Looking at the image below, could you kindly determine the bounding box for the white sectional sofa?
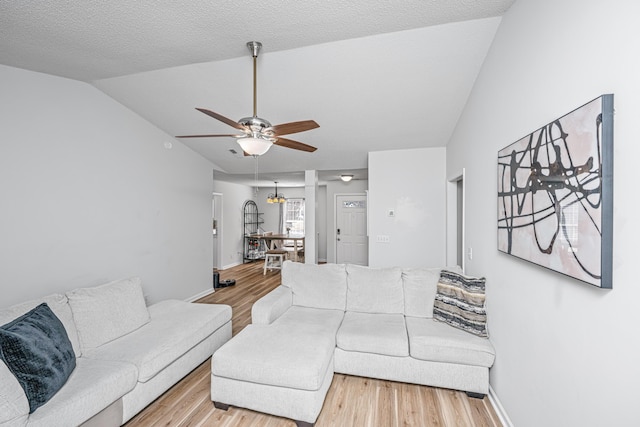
[210,261,495,427]
[0,277,232,427]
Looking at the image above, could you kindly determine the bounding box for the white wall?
[446,1,640,425]
[211,180,254,269]
[368,148,446,268]
[0,65,215,307]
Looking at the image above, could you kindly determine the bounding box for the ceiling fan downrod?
[247,41,262,118]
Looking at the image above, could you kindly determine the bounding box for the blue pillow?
[0,303,76,413]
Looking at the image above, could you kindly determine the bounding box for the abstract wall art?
[497,95,613,288]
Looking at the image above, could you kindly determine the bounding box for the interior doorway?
[446,170,465,271]
[212,193,223,270]
[335,194,368,265]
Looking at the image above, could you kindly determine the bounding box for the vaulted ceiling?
[1,1,515,185]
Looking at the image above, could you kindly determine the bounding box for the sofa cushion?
[67,277,150,351]
[272,306,345,340]
[0,293,81,357]
[0,359,28,426]
[282,261,347,310]
[0,303,76,413]
[402,266,462,318]
[336,311,409,357]
[346,264,404,314]
[406,317,495,367]
[26,357,138,427]
[212,324,335,391]
[433,270,488,337]
[85,300,231,383]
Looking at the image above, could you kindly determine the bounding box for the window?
[282,198,305,235]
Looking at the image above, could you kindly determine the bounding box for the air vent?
[228,148,245,159]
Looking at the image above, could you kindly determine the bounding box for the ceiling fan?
[176,41,319,156]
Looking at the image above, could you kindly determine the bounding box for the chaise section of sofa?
[0,277,232,427]
[251,261,496,396]
[210,263,349,426]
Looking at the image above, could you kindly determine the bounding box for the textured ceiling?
[1,0,514,81]
[1,0,515,184]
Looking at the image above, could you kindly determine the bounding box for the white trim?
[446,169,465,271]
[488,384,514,427]
[365,189,369,237]
[212,192,224,271]
[222,261,243,270]
[186,288,214,302]
[461,169,466,273]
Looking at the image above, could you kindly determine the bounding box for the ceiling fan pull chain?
[254,155,259,197]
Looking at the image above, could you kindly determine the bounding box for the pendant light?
[267,181,286,204]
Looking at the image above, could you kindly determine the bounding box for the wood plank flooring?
[125,262,502,427]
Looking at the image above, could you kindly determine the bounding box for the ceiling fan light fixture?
[340,174,354,182]
[237,137,272,156]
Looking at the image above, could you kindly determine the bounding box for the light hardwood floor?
[125,262,502,427]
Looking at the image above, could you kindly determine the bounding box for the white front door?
[336,194,368,265]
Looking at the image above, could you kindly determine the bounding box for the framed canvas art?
[497,95,613,288]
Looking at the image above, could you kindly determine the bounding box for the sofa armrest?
[251,286,292,325]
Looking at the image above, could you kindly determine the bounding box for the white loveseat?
[210,261,495,426]
[0,277,232,427]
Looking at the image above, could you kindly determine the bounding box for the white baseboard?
[488,384,513,427]
[186,288,215,302]
[221,261,242,270]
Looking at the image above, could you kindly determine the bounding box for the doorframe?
[334,192,368,265]
[212,192,223,270]
[446,169,465,272]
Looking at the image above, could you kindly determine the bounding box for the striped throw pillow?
[433,270,488,337]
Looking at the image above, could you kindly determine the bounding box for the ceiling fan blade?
[271,120,320,136]
[175,134,241,138]
[195,108,246,131]
[274,137,317,152]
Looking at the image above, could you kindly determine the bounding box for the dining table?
[258,234,305,262]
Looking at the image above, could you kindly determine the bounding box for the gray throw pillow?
[0,303,76,413]
[433,270,488,337]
